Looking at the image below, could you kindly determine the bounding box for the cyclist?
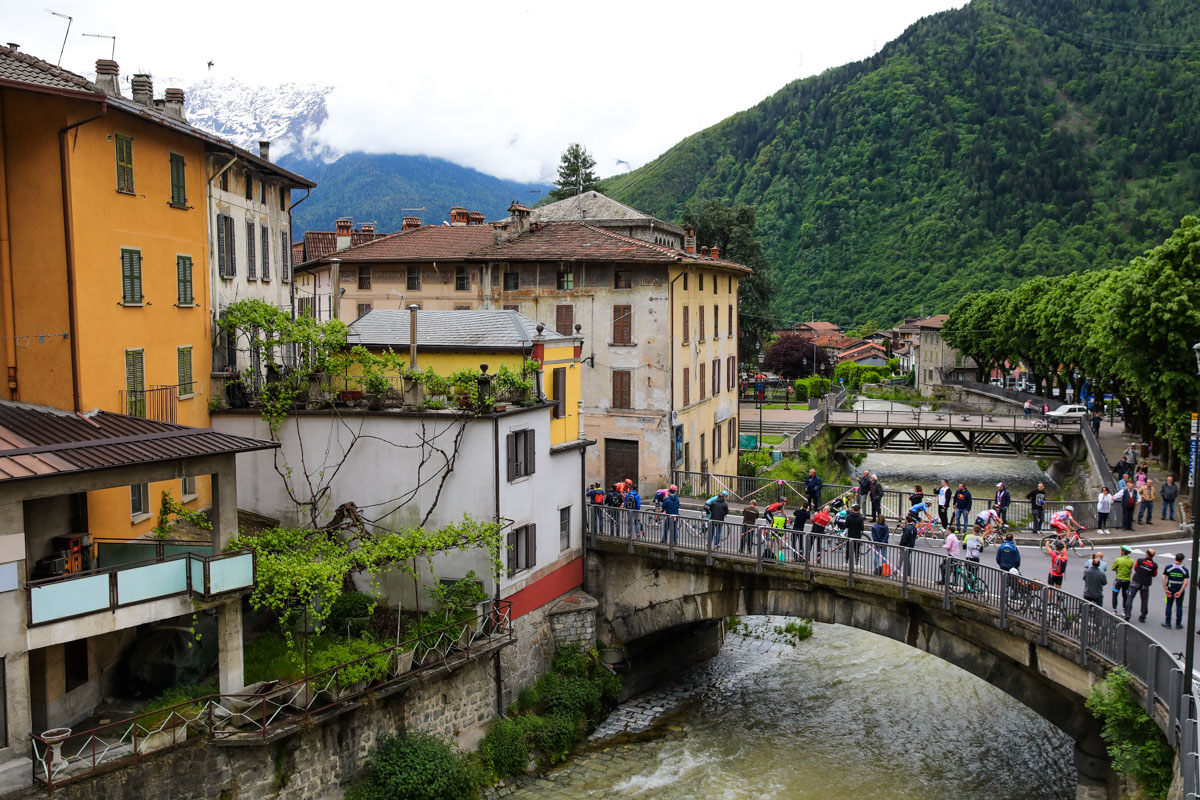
[1046,540,1068,588]
[908,494,934,525]
[1048,505,1085,541]
[975,504,1004,539]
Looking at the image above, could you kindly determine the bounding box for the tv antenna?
[44,9,72,65]
[81,33,116,61]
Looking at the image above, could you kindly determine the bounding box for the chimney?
[335,217,353,251]
[711,245,720,260]
[507,201,531,237]
[684,228,696,254]
[163,88,186,121]
[449,206,467,226]
[131,73,153,106]
[700,246,710,257]
[5,44,18,52]
[258,140,270,161]
[401,216,421,231]
[95,60,121,97]
[360,222,376,234]
[408,305,420,369]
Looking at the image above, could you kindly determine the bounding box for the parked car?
[1046,404,1089,420]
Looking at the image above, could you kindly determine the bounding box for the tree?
[549,143,602,200]
[681,200,778,362]
[762,334,832,380]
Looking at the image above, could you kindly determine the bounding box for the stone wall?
[547,591,597,649]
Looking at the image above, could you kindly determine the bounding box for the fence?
[586,506,1198,798]
[29,600,514,787]
[670,470,1100,532]
[119,386,178,423]
[826,407,1083,433]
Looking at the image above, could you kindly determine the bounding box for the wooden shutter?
[524,429,535,475]
[121,249,142,303]
[527,524,536,570]
[261,225,270,280]
[115,134,134,192]
[612,371,631,409]
[700,363,706,399]
[216,216,227,276]
[556,305,573,336]
[246,220,256,278]
[169,153,186,206]
[713,305,719,337]
[177,346,193,396]
[682,307,689,342]
[177,256,193,304]
[506,432,517,482]
[125,349,144,416]
[613,305,631,344]
[553,367,566,418]
[506,529,518,575]
[699,306,705,340]
[728,304,733,335]
[683,367,690,405]
[713,359,719,395]
[281,231,291,282]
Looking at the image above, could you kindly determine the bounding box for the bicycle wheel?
[1069,536,1094,558]
[970,577,989,601]
[1039,535,1059,551]
[948,566,965,594]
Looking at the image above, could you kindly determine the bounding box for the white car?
[1045,404,1088,420]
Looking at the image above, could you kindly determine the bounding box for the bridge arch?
[586,538,1186,798]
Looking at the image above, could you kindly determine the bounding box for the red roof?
[301,230,391,262]
[308,225,498,263]
[838,342,887,362]
[917,314,949,330]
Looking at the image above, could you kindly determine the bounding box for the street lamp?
[756,352,766,451]
[1185,342,1200,699]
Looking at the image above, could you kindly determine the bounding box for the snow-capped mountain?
[183,76,334,161]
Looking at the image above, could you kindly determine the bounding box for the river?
[851,398,1056,503]
[510,618,1074,800]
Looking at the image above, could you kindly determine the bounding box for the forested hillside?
[605,0,1200,327]
[281,153,551,234]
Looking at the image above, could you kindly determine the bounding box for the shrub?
[1086,668,1174,800]
[329,590,376,620]
[478,717,528,779]
[739,450,773,477]
[307,635,389,688]
[348,732,476,800]
[243,633,303,684]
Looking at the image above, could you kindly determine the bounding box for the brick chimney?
[259,140,270,161]
[710,245,720,260]
[700,246,710,257]
[508,202,531,237]
[163,88,186,121]
[335,218,353,251]
[684,228,696,254]
[360,222,376,234]
[449,207,468,226]
[131,73,153,106]
[95,60,121,96]
[402,216,421,231]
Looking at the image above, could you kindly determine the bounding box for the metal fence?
[120,386,178,423]
[670,470,1100,532]
[586,505,1198,797]
[827,407,1082,433]
[30,600,514,787]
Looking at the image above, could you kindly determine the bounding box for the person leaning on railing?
[660,485,680,544]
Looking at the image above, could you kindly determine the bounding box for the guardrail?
[669,471,1099,532]
[25,550,254,627]
[586,506,1197,796]
[827,407,1085,433]
[30,600,514,787]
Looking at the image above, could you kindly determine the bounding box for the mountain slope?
[279,153,552,233]
[605,0,1200,326]
[185,77,333,161]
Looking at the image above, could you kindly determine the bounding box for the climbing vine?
[229,515,504,639]
[152,490,214,539]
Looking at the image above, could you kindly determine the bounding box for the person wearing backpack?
[870,514,890,573]
[898,517,918,576]
[624,482,642,537]
[1162,553,1189,629]
[604,484,625,536]
[586,482,605,535]
[707,491,730,548]
[1124,549,1158,622]
[740,501,760,554]
[1046,540,1067,588]
[660,486,680,544]
[845,504,865,567]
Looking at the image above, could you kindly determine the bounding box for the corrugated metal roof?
[347,309,576,351]
[0,401,277,483]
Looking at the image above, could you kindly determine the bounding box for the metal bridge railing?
[586,506,1197,797]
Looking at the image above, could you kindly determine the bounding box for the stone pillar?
[210,455,238,551]
[217,600,245,694]
[547,591,598,648]
[1073,734,1111,800]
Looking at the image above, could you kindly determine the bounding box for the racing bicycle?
[1039,528,1093,557]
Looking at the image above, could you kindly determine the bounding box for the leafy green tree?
[549,143,602,200]
[681,200,777,362]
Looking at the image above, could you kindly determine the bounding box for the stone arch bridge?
[585,511,1195,800]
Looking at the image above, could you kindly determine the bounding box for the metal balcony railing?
[120,386,177,423]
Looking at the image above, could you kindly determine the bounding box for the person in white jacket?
[1096,487,1114,535]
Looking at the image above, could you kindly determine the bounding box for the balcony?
[120,386,178,423]
[26,550,254,628]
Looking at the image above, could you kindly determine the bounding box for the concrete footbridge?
[585,506,1196,800]
[825,408,1083,458]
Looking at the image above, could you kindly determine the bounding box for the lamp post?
[756,352,766,451]
[1185,342,1200,699]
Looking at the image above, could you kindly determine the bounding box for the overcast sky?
[5,0,967,182]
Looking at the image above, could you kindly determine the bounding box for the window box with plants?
[132,686,208,755]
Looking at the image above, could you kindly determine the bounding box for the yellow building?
[345,308,585,446]
[0,46,311,543]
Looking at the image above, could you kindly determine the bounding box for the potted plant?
[308,636,391,701]
[425,572,488,649]
[363,373,390,411]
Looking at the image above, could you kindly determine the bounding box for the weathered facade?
[914,314,977,389]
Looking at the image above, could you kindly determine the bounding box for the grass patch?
[745,403,809,410]
[760,434,787,445]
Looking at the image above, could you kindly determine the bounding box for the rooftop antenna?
[81,32,116,61]
[45,9,72,66]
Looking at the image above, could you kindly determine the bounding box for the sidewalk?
[1092,417,1185,534]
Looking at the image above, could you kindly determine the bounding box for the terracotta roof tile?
[0,45,99,96]
[303,225,497,264]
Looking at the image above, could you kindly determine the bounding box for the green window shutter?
[121,249,142,303]
[281,231,290,282]
[125,349,145,416]
[216,215,227,276]
[177,255,193,305]
[115,134,134,192]
[227,216,237,276]
[177,346,193,396]
[169,153,186,206]
[246,220,256,278]
[260,225,270,280]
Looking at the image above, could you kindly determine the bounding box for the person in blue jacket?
[804,469,823,508]
[660,486,680,543]
[995,533,1021,572]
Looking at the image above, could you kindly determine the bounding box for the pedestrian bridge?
[826,408,1083,458]
[585,507,1194,800]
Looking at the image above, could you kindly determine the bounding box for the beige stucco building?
[294,200,748,490]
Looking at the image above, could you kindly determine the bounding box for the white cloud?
[6,0,966,182]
